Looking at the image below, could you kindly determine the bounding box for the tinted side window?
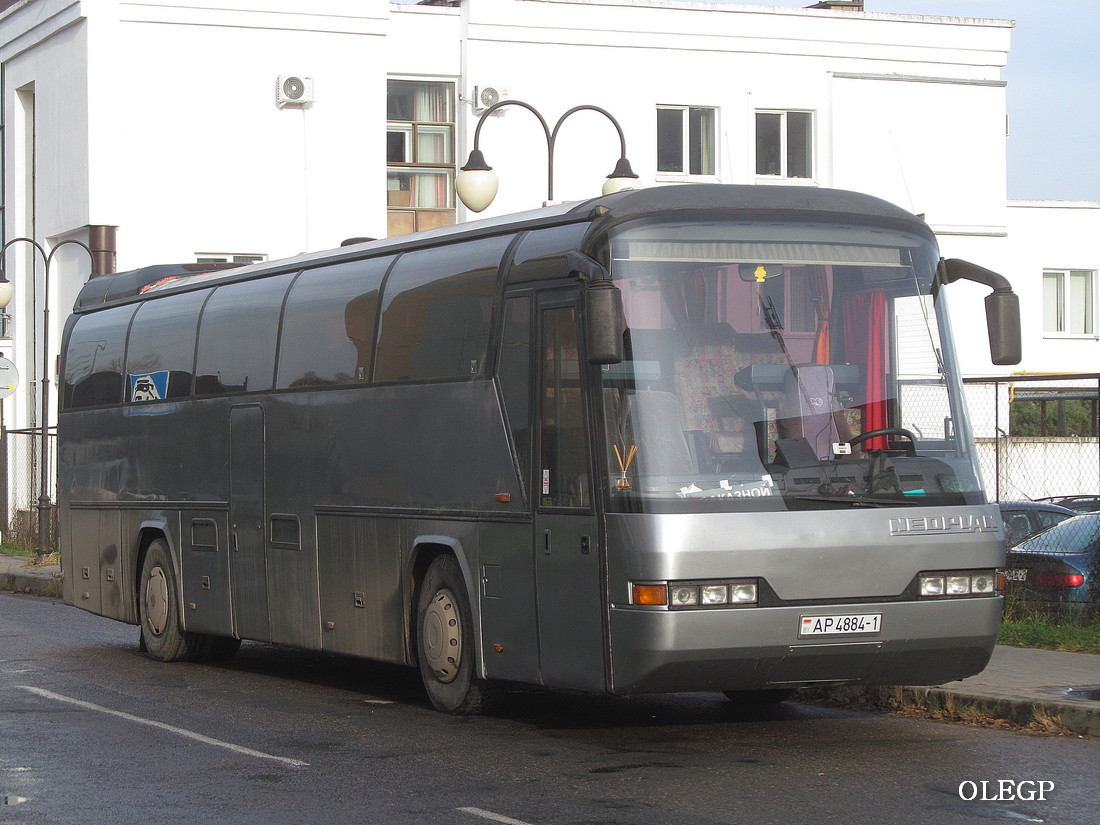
[375,236,511,382]
[539,305,590,508]
[507,224,588,283]
[498,296,532,500]
[196,273,293,395]
[276,257,391,389]
[1036,510,1072,530]
[62,305,135,409]
[125,291,206,402]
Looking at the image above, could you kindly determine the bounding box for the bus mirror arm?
[568,251,624,365]
[567,250,607,284]
[940,258,1022,366]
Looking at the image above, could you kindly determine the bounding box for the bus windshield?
[601,217,984,513]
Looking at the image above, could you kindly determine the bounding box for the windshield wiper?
[789,494,920,507]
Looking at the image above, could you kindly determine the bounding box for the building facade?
[0,0,1096,527]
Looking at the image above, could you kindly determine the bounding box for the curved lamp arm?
[0,237,47,309]
[549,104,639,196]
[46,237,95,269]
[456,99,639,212]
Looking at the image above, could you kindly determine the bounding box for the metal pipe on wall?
[88,225,117,276]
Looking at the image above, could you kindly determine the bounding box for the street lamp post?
[455,100,640,213]
[0,237,95,557]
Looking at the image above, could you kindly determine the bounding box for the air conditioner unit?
[472,85,506,114]
[276,75,314,108]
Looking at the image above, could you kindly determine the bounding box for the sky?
[751,0,1100,201]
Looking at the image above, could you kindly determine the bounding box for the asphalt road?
[2,593,1097,825]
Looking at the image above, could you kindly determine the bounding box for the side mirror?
[583,279,624,365]
[568,251,624,365]
[984,290,1022,366]
[941,258,1022,366]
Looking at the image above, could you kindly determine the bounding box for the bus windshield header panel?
[601,216,983,513]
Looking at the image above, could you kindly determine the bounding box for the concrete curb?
[816,684,1100,739]
[0,568,64,599]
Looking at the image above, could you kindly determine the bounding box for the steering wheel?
[848,427,918,456]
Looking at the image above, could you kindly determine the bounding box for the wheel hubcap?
[145,567,169,637]
[423,588,462,683]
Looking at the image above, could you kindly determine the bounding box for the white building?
[0,0,1096,517]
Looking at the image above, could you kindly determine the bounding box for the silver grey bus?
[58,185,1020,713]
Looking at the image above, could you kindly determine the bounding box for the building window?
[1043,269,1095,335]
[656,106,716,176]
[755,110,813,179]
[387,79,456,237]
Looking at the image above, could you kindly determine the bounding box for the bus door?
[229,404,270,641]
[533,296,607,691]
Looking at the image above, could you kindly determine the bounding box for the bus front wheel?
[416,556,500,715]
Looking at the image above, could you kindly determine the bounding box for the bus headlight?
[946,576,971,595]
[919,571,998,598]
[729,582,758,603]
[670,585,700,607]
[972,574,996,594]
[920,575,945,597]
[701,584,729,605]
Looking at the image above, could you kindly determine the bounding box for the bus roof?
[72,184,929,313]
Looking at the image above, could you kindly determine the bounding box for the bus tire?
[416,555,501,715]
[139,538,200,662]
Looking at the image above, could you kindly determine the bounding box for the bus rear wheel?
[416,556,500,715]
[139,538,202,662]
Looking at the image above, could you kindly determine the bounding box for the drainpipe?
[88,225,117,276]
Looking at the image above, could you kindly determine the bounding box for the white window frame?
[755,109,815,182]
[1042,268,1097,338]
[387,123,412,164]
[196,253,267,265]
[387,76,457,235]
[656,105,718,180]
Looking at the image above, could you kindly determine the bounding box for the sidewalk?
[2,552,1096,735]
[842,644,1100,738]
[0,551,63,598]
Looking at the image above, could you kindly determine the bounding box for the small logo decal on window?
[130,371,169,402]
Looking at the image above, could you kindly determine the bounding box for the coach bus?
[59,184,1020,713]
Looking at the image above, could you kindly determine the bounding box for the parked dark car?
[1035,495,1100,514]
[1004,513,1100,606]
[998,500,1076,547]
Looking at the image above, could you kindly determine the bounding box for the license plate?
[799,613,882,637]
[1004,568,1028,582]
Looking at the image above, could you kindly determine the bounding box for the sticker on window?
[130,371,169,402]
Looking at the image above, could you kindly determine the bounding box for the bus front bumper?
[607,596,1001,695]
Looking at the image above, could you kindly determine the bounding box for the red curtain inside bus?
[841,289,889,450]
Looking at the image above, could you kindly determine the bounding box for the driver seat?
[777,365,842,461]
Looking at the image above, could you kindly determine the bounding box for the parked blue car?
[998,500,1076,547]
[1035,495,1100,514]
[1004,514,1100,606]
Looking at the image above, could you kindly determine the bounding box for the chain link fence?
[1,427,56,547]
[963,374,1100,502]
